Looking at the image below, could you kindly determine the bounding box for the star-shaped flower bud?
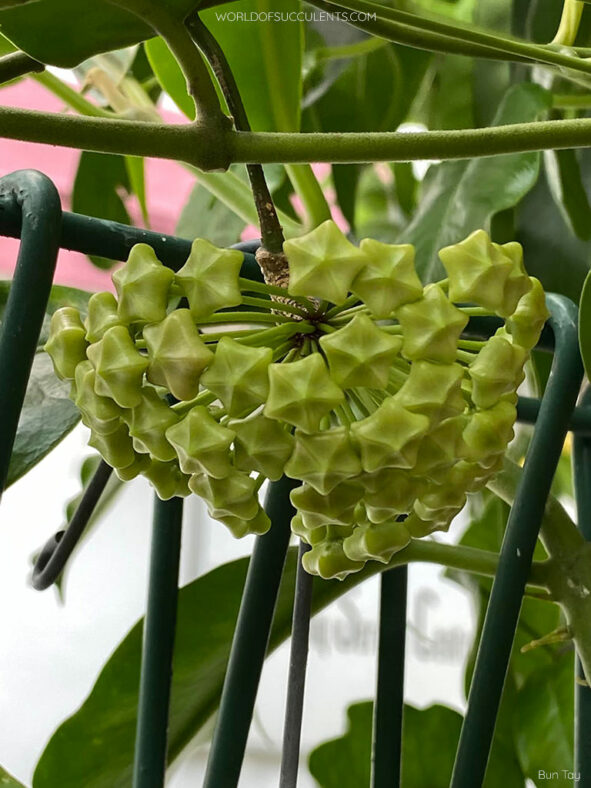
[412,415,467,481]
[165,405,234,478]
[84,292,121,343]
[113,244,174,325]
[284,220,366,305]
[284,427,362,494]
[468,332,527,409]
[115,452,151,481]
[123,388,178,462]
[87,325,149,408]
[230,413,294,481]
[216,506,271,539]
[189,470,259,520]
[343,519,410,564]
[506,277,549,350]
[175,238,243,319]
[415,485,466,521]
[360,468,419,523]
[291,514,328,546]
[265,353,344,432]
[319,314,402,390]
[74,361,123,435]
[290,482,362,528]
[397,285,469,363]
[44,307,88,380]
[493,241,532,317]
[350,398,429,473]
[462,399,516,461]
[302,538,365,580]
[394,361,465,424]
[88,422,136,470]
[144,309,214,401]
[144,459,191,500]
[438,230,514,312]
[404,510,446,538]
[354,239,423,318]
[201,337,272,417]
[446,459,495,493]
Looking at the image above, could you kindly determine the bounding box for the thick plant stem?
[14,107,591,166]
[0,51,43,84]
[186,12,285,257]
[106,0,228,128]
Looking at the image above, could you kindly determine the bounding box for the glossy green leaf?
[175,182,246,246]
[308,700,522,788]
[406,83,551,283]
[202,0,303,132]
[144,36,195,120]
[6,353,80,488]
[516,165,591,302]
[472,0,512,128]
[33,547,383,787]
[72,151,131,269]
[513,653,575,786]
[578,266,591,381]
[544,149,591,241]
[1,280,91,487]
[0,765,26,787]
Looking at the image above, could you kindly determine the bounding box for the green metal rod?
[451,294,584,788]
[372,565,407,788]
[279,541,313,788]
[573,387,591,787]
[517,396,591,434]
[203,477,296,788]
[132,496,183,788]
[0,170,62,498]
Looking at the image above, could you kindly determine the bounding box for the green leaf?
[308,701,372,788]
[72,151,131,269]
[473,0,512,128]
[6,353,80,488]
[516,164,591,301]
[0,2,153,67]
[513,652,575,786]
[578,266,591,380]
[33,547,383,787]
[308,700,521,788]
[175,182,246,246]
[305,42,429,134]
[202,0,303,132]
[0,765,26,787]
[1,280,91,487]
[544,149,591,241]
[406,83,551,283]
[144,36,195,120]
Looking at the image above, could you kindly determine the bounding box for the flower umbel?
[45,224,549,581]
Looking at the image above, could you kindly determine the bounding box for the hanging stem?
[106,0,228,128]
[185,12,286,258]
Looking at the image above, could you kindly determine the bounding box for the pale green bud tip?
[285,219,366,305]
[175,238,243,319]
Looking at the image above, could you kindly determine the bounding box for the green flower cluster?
[45,223,549,580]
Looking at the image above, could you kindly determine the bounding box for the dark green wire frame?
[0,170,590,788]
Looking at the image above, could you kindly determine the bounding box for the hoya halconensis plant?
[45,222,549,581]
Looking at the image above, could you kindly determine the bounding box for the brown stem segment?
[185,13,287,263]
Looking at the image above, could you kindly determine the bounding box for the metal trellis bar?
[203,477,297,788]
[573,386,591,785]
[133,495,184,788]
[451,294,584,787]
[372,565,407,788]
[279,540,314,788]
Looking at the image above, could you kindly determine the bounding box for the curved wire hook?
[0,169,62,498]
[31,460,113,591]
